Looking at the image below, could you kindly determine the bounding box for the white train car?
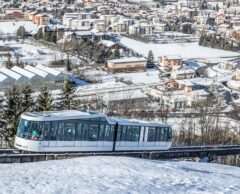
[14,110,172,152]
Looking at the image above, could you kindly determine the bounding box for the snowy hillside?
[0,157,239,194]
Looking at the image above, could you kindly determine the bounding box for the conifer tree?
[114,47,120,58]
[50,31,57,43]
[22,85,34,112]
[60,79,76,110]
[216,4,219,12]
[147,50,154,66]
[16,26,26,38]
[2,86,22,146]
[35,85,54,111]
[66,53,71,71]
[36,28,43,40]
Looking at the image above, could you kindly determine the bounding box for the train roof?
[21,110,171,127]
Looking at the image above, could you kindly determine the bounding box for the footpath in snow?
[0,156,239,194]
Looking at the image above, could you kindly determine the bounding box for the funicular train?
[14,110,172,152]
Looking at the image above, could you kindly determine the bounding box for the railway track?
[0,149,20,155]
[0,145,240,163]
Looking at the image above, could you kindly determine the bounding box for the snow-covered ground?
[0,21,38,34]
[0,156,239,194]
[0,40,81,67]
[121,37,240,62]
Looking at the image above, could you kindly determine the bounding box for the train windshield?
[17,119,45,140]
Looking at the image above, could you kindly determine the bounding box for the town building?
[107,57,147,73]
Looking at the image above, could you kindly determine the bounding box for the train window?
[44,122,51,140]
[87,124,99,141]
[160,128,167,141]
[16,119,26,138]
[37,122,44,140]
[156,128,161,141]
[50,122,58,141]
[147,127,156,142]
[131,126,140,142]
[116,125,122,141]
[30,121,40,140]
[125,126,132,141]
[98,124,105,141]
[23,120,32,139]
[167,128,172,141]
[81,123,88,141]
[64,122,76,141]
[164,128,169,141]
[159,128,165,141]
[75,123,83,141]
[120,126,127,141]
[56,122,64,141]
[104,125,113,141]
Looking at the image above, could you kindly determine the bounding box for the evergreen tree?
[36,28,43,40]
[66,53,71,71]
[35,85,54,111]
[194,8,198,16]
[147,50,154,66]
[199,34,204,45]
[22,85,34,112]
[106,49,113,58]
[60,79,76,110]
[44,32,51,42]
[114,47,120,58]
[0,96,5,144]
[50,31,57,43]
[17,26,26,38]
[2,86,22,146]
[216,4,219,12]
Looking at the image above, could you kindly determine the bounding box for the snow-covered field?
[0,156,239,194]
[0,21,38,34]
[121,37,240,62]
[0,40,81,67]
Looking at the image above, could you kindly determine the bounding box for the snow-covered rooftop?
[11,66,35,79]
[0,67,22,80]
[36,64,61,76]
[0,73,7,82]
[108,57,146,64]
[24,65,48,78]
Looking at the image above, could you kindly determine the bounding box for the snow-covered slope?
[0,156,239,194]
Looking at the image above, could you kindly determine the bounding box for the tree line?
[0,79,76,147]
[199,33,240,51]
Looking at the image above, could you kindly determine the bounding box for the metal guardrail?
[1,145,240,163]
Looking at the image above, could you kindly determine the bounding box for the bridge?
[0,145,240,163]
